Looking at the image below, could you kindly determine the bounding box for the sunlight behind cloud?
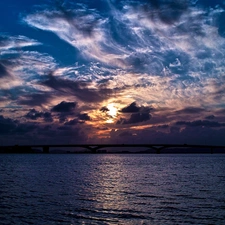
[106,103,118,123]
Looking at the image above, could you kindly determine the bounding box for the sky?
[1,0,225,145]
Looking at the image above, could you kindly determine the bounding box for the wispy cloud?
[0,35,41,52]
[23,6,128,67]
[22,1,225,131]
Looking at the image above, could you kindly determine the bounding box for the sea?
[0,153,225,225]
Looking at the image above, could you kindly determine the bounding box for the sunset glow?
[1,0,225,145]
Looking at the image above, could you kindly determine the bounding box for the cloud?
[1,1,225,145]
[43,112,53,122]
[18,93,51,107]
[50,101,87,124]
[51,104,91,124]
[129,112,151,124]
[106,120,225,145]
[51,101,76,113]
[176,120,225,127]
[0,115,38,136]
[0,62,10,78]
[117,102,152,124]
[12,51,56,79]
[0,115,17,134]
[100,106,109,112]
[120,102,140,113]
[205,115,215,120]
[54,0,99,37]
[0,34,56,97]
[64,119,79,126]
[42,74,114,102]
[14,123,37,134]
[25,109,44,120]
[21,0,225,113]
[78,113,91,121]
[176,107,205,114]
[23,5,128,67]
[0,35,41,52]
[25,109,53,122]
[156,124,169,129]
[141,0,188,25]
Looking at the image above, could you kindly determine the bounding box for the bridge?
[1,144,225,154]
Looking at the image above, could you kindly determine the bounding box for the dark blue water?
[0,154,225,224]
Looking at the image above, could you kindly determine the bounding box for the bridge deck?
[1,144,225,154]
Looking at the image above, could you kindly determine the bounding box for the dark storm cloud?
[0,115,17,134]
[108,123,225,145]
[176,120,225,127]
[14,123,37,134]
[25,109,53,122]
[42,75,113,102]
[58,114,67,123]
[127,112,151,124]
[120,102,140,113]
[51,101,79,124]
[64,119,79,126]
[117,104,152,124]
[53,107,90,124]
[57,124,79,132]
[51,101,76,113]
[43,112,53,122]
[117,102,152,124]
[78,113,91,121]
[120,102,153,113]
[25,109,43,120]
[0,113,87,144]
[100,106,109,112]
[0,115,38,135]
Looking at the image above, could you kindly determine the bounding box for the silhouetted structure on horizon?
[0,144,225,154]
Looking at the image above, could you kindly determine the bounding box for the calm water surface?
[0,154,225,224]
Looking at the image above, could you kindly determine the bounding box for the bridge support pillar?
[210,147,213,154]
[91,148,97,154]
[43,146,49,153]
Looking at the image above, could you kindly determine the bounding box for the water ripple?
[0,154,225,224]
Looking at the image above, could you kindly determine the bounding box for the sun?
[107,103,117,117]
[106,103,118,123]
